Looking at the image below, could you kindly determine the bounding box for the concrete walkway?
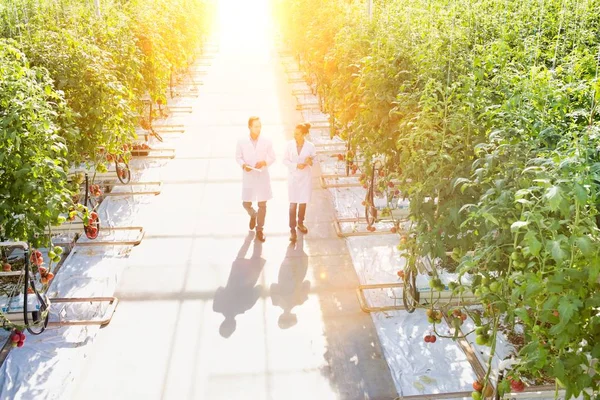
[72,1,397,399]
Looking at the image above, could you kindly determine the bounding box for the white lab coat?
[283,139,317,204]
[236,135,276,202]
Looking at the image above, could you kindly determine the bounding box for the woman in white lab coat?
[283,122,317,242]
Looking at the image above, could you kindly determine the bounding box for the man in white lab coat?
[235,116,276,242]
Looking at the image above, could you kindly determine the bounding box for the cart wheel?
[24,254,50,335]
[25,307,49,336]
[402,267,420,313]
[115,158,131,184]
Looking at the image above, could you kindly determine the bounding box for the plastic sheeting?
[0,325,100,400]
[310,108,569,400]
[301,93,523,397]
[0,70,206,400]
[0,215,133,400]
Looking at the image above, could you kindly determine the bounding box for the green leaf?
[554,359,566,383]
[525,231,542,256]
[515,308,531,324]
[472,311,482,326]
[589,261,600,285]
[557,296,582,324]
[534,178,552,186]
[525,281,543,297]
[592,343,600,359]
[453,177,470,189]
[549,240,567,263]
[497,379,510,397]
[575,236,594,257]
[542,295,559,311]
[574,183,588,203]
[511,220,529,232]
[515,189,531,199]
[550,321,567,336]
[459,204,477,214]
[515,198,533,206]
[544,185,563,212]
[483,213,499,225]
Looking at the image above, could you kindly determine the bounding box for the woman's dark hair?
[295,122,311,135]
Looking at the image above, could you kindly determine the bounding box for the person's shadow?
[213,232,265,338]
[270,237,311,329]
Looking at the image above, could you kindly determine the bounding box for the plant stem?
[482,313,501,398]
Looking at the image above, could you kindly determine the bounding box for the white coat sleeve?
[283,143,297,171]
[236,140,245,168]
[265,140,276,167]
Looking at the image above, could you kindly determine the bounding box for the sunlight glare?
[215,0,274,54]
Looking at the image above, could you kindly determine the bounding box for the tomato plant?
[277,0,600,397]
[0,0,212,166]
[0,39,73,247]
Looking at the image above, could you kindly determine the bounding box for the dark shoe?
[249,214,257,230]
[297,224,308,234]
[290,229,297,242]
[256,230,266,242]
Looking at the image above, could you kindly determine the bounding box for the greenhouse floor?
[71,1,398,399]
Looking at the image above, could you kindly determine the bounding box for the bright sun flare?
[215,0,274,50]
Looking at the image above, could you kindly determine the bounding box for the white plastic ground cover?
[286,70,305,81]
[0,99,186,400]
[310,134,344,146]
[341,199,568,400]
[318,157,349,176]
[150,98,195,128]
[309,131,480,397]
[323,175,361,186]
[317,153,362,178]
[0,245,130,400]
[328,187,366,219]
[169,80,202,98]
[46,246,130,324]
[344,235,479,398]
[326,172,510,398]
[316,133,571,400]
[301,108,329,123]
[0,325,101,400]
[0,205,135,399]
[289,80,311,92]
[152,113,189,129]
[294,92,320,105]
[103,161,162,202]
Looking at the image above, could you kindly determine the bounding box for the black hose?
[402,264,420,313]
[23,247,49,335]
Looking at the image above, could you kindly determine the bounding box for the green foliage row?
[275,0,600,397]
[0,0,213,246]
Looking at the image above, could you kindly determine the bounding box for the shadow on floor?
[212,231,265,338]
[270,237,310,329]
